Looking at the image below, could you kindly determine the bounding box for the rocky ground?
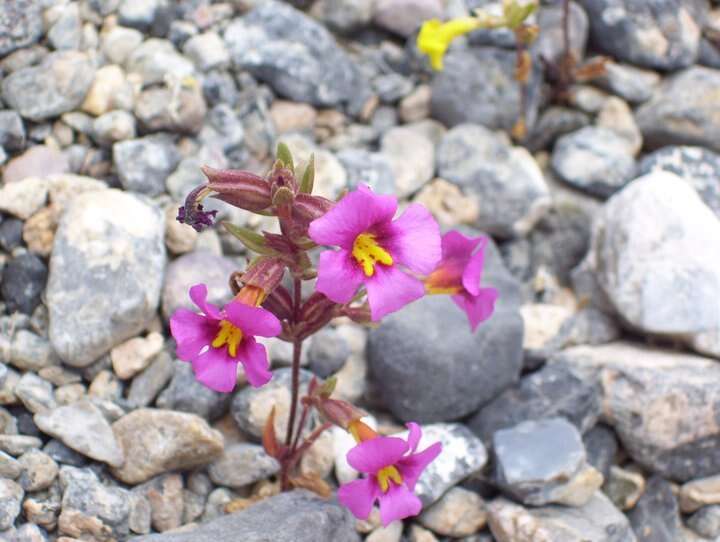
[0,0,720,540]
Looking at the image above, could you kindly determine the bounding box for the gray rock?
[373,73,414,104]
[208,443,279,488]
[1,52,95,122]
[0,0,43,56]
[578,0,701,70]
[47,2,82,50]
[224,1,369,109]
[156,363,231,420]
[4,523,47,541]
[111,409,224,484]
[380,125,435,197]
[546,308,622,351]
[0,479,23,530]
[687,505,720,538]
[628,476,682,542]
[556,342,720,481]
[534,1,589,65]
[132,490,359,542]
[437,123,551,238]
[18,450,58,492]
[638,145,720,218]
[43,438,87,467]
[397,423,487,506]
[526,106,590,153]
[308,327,351,379]
[595,62,661,105]
[135,86,207,135]
[0,451,21,479]
[125,39,195,87]
[15,372,56,414]
[92,110,137,146]
[552,126,637,198]
[0,435,42,456]
[0,218,23,252]
[127,351,174,408]
[493,417,601,506]
[0,110,26,151]
[34,400,124,467]
[114,135,182,196]
[9,330,57,372]
[581,425,617,477]
[337,149,396,195]
[431,47,542,132]
[47,189,166,367]
[636,67,720,152]
[488,492,636,542]
[161,251,238,321]
[118,0,170,33]
[231,368,314,439]
[369,292,522,423]
[183,32,230,72]
[58,466,132,540]
[373,0,443,37]
[1,253,47,315]
[585,172,720,349]
[134,473,183,532]
[469,363,601,443]
[310,0,373,32]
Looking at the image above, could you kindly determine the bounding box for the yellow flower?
[416,17,481,71]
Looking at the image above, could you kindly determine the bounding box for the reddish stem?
[284,278,303,447]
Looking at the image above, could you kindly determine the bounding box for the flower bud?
[202,166,273,213]
[177,185,217,232]
[241,256,287,296]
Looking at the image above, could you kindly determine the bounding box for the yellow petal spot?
[377,465,403,493]
[416,17,482,70]
[352,233,393,277]
[211,320,244,357]
[424,268,463,295]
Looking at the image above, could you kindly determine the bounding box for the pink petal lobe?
[309,185,397,249]
[365,265,425,321]
[170,309,217,361]
[189,283,222,319]
[452,288,498,332]
[347,436,408,474]
[461,242,488,296]
[192,347,238,393]
[315,249,364,304]
[378,483,422,526]
[441,230,483,260]
[237,337,272,388]
[383,204,441,274]
[397,442,442,491]
[405,422,422,454]
[337,478,378,520]
[225,302,282,338]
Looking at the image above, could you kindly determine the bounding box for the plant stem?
[285,278,303,447]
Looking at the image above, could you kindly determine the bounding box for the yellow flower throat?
[211,320,243,357]
[352,233,393,277]
[377,465,403,493]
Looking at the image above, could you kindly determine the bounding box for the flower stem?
[285,278,304,447]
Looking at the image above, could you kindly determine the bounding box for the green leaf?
[222,222,276,255]
[276,142,294,172]
[299,154,315,194]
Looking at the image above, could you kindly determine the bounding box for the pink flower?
[425,231,498,331]
[169,284,281,392]
[338,423,442,526]
[308,185,441,321]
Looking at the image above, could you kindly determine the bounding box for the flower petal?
[192,347,238,393]
[378,483,422,527]
[237,337,272,388]
[309,185,397,249]
[404,422,422,454]
[365,265,425,321]
[337,477,378,521]
[170,308,217,361]
[347,436,408,474]
[382,204,441,275]
[315,249,364,304]
[225,302,282,338]
[441,230,483,260]
[461,240,488,297]
[452,288,498,332]
[189,283,222,320]
[397,442,442,491]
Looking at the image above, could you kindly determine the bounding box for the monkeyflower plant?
[170,144,498,525]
